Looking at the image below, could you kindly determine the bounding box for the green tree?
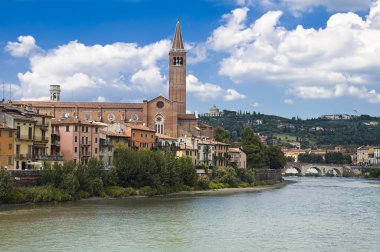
[0,169,13,202]
[266,146,286,169]
[214,126,231,143]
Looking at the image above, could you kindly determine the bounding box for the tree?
[214,126,231,143]
[266,146,287,169]
[0,169,13,202]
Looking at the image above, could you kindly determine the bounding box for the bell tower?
[169,21,186,114]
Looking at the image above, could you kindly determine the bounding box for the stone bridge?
[283,163,349,176]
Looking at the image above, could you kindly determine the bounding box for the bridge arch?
[325,168,341,176]
[305,167,321,176]
[284,166,301,176]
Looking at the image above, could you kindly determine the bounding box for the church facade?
[9,22,213,139]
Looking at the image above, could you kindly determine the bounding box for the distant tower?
[169,21,187,114]
[50,85,61,102]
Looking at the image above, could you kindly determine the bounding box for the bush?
[138,186,158,196]
[8,186,71,203]
[209,181,226,189]
[215,167,238,187]
[0,169,13,202]
[197,175,210,190]
[105,186,136,198]
[90,178,104,196]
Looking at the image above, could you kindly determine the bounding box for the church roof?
[172,21,184,50]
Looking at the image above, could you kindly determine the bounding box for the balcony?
[80,141,92,146]
[35,122,48,129]
[35,155,64,161]
[51,140,60,146]
[15,154,33,160]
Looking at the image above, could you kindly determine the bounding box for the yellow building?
[0,123,16,169]
[1,105,54,169]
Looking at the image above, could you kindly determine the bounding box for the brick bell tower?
[169,21,186,114]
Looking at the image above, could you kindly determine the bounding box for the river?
[1,177,379,251]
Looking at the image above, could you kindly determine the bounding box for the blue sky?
[1,0,380,119]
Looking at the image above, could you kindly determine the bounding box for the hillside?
[198,111,380,148]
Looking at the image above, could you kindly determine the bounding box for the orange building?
[0,123,16,169]
[125,123,155,150]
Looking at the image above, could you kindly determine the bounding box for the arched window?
[155,115,164,134]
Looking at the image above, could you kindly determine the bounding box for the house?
[227,147,247,168]
[125,123,155,150]
[99,130,130,169]
[0,122,16,169]
[52,117,102,164]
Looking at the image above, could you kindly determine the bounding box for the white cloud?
[8,38,171,100]
[209,1,380,103]
[6,35,41,57]
[225,89,246,101]
[236,0,372,15]
[185,42,208,64]
[95,96,106,102]
[289,84,380,103]
[187,74,246,101]
[284,98,294,104]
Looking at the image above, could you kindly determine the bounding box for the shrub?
[138,186,158,196]
[90,178,104,196]
[105,186,136,198]
[197,175,210,190]
[209,181,226,189]
[215,167,238,187]
[0,169,13,202]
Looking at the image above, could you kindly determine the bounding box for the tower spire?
[172,20,184,50]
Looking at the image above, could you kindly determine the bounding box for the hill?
[198,111,380,148]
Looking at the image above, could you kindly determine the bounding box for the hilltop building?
[7,21,213,139]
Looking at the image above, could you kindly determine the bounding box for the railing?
[80,141,92,146]
[15,154,33,160]
[35,155,64,161]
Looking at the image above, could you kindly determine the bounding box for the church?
[9,22,213,139]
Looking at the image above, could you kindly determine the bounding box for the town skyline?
[1,0,380,119]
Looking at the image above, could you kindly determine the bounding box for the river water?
[0,177,379,252]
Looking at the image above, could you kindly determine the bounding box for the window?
[151,134,154,138]
[66,125,70,132]
[0,130,1,136]
[141,133,143,138]
[145,134,147,138]
[28,127,33,139]
[108,113,115,122]
[155,115,164,134]
[95,138,98,143]
[95,128,98,133]
[156,101,164,109]
[75,125,78,132]
[95,148,98,154]
[86,127,88,132]
[8,143,12,150]
[75,147,78,153]
[82,137,84,144]
[16,126,20,138]
[131,114,138,122]
[132,132,135,137]
[8,156,13,165]
[9,131,13,137]
[75,136,78,142]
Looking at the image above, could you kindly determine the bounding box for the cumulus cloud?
[5,35,41,57]
[209,1,380,103]
[236,0,372,15]
[8,38,170,100]
[187,74,246,101]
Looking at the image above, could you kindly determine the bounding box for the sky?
[1,0,380,119]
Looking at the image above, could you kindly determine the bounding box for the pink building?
[52,118,103,164]
[228,147,247,168]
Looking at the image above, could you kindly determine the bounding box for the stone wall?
[10,170,42,187]
[254,169,283,182]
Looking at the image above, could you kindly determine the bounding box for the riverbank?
[166,180,294,197]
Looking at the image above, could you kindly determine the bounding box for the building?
[99,130,130,169]
[227,148,247,168]
[200,105,224,117]
[52,117,102,164]
[0,122,16,169]
[125,123,156,150]
[7,21,213,140]
[1,104,56,170]
[356,146,374,165]
[214,141,230,168]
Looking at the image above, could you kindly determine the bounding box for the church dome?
[209,105,219,114]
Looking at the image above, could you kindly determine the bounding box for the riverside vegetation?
[0,144,279,204]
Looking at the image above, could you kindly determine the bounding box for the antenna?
[2,82,4,101]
